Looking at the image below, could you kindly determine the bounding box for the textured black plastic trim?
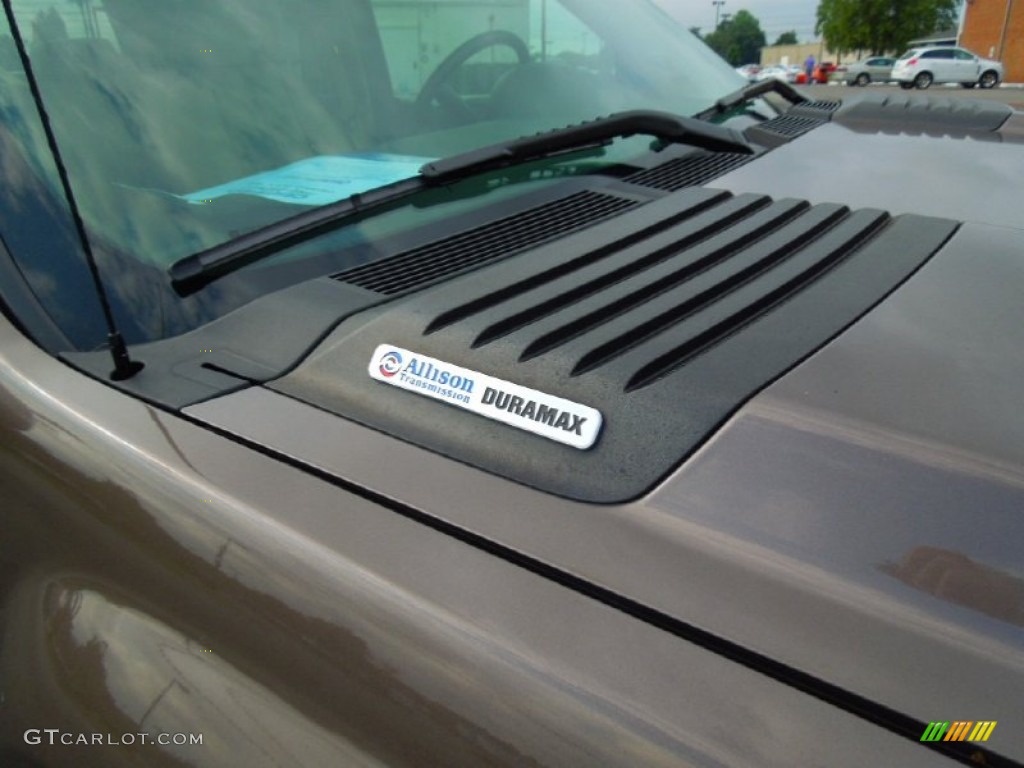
[271,187,959,501]
[623,151,753,191]
[789,99,842,119]
[743,100,840,148]
[745,114,823,147]
[833,92,1012,136]
[64,277,380,407]
[333,190,638,294]
[798,99,841,112]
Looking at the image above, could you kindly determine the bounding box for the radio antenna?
[1,0,143,380]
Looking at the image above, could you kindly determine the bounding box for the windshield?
[0,0,743,348]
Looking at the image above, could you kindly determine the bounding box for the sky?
[654,0,823,44]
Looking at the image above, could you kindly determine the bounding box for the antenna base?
[108,332,144,381]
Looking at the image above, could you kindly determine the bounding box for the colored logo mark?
[378,350,403,377]
[920,721,997,743]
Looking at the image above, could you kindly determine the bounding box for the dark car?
[1,1,1023,767]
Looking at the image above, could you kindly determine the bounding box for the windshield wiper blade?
[703,78,807,119]
[169,176,425,296]
[170,111,752,296]
[420,109,753,184]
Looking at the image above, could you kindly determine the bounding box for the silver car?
[835,56,895,86]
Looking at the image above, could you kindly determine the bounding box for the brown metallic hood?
[638,220,1024,756]
[719,104,1024,230]
[185,217,1024,763]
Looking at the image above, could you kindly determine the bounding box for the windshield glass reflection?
[1,0,741,344]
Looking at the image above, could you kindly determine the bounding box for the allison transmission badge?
[369,345,603,449]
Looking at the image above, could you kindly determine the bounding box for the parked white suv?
[893,46,1003,90]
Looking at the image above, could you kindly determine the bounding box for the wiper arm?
[699,78,807,120]
[170,111,751,296]
[420,109,753,184]
[169,177,425,296]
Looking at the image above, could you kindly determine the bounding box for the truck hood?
[719,95,1023,227]
[186,94,1024,762]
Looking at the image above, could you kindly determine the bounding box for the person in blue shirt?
[804,53,816,84]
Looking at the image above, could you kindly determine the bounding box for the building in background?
[759,42,853,68]
[959,0,1023,82]
[906,29,958,48]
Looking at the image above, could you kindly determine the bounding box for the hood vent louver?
[332,190,638,295]
[832,93,1012,136]
[623,151,753,191]
[792,99,842,116]
[751,114,823,138]
[746,112,830,149]
[274,187,958,502]
[620,206,885,390]
[444,199,889,391]
[746,101,839,148]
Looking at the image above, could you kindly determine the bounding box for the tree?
[773,31,799,46]
[703,10,767,66]
[816,0,958,55]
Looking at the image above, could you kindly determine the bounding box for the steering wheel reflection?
[415,30,531,120]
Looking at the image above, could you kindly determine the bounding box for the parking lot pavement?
[796,83,1024,110]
